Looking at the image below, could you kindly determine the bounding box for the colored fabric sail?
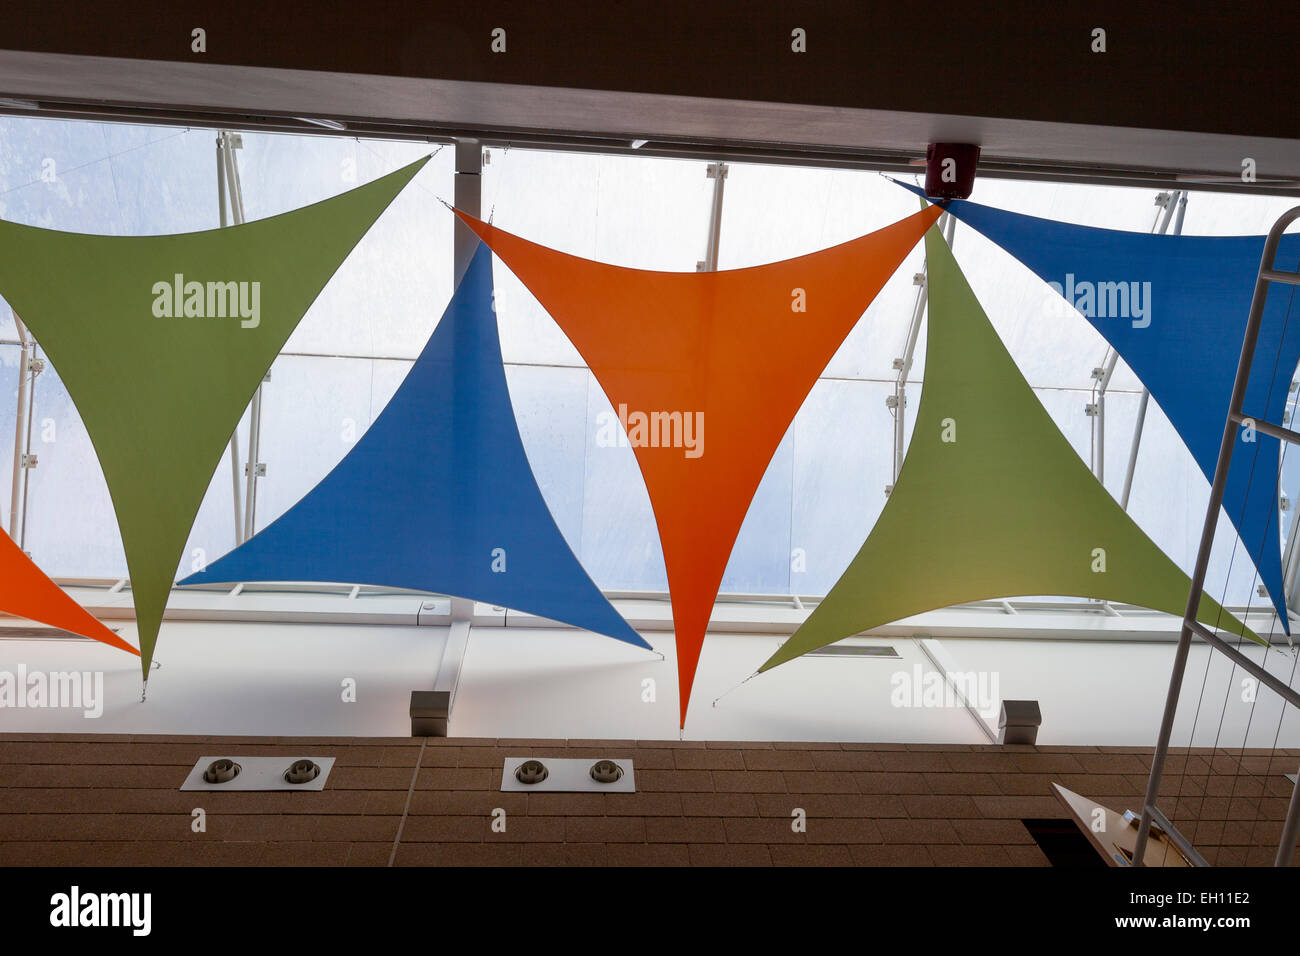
[0,157,429,681]
[459,205,943,725]
[0,530,137,656]
[761,227,1258,673]
[180,243,647,650]
[896,180,1300,633]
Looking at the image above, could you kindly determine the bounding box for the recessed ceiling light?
[515,760,549,784]
[202,758,241,784]
[183,756,335,791]
[502,757,635,792]
[590,760,624,783]
[284,759,321,784]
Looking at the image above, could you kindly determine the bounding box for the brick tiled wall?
[1,735,1295,866]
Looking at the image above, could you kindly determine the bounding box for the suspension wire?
[1247,629,1300,858]
[1143,187,1208,844]
[1215,243,1300,858]
[1230,243,1300,860]
[1178,239,1300,858]
[1217,428,1292,860]
[1157,190,1224,841]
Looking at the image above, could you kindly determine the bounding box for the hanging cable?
[1175,238,1300,859]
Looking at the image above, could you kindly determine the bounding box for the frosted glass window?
[0,115,1295,615]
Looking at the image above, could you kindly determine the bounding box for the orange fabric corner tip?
[452,207,485,228]
[0,532,139,657]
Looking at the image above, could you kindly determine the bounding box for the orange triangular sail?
[459,206,941,725]
[0,531,138,655]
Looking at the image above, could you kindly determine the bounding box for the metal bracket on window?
[244,462,266,477]
[18,454,36,470]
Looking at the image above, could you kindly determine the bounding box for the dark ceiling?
[0,1,1296,191]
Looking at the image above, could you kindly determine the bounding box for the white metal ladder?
[1135,206,1300,867]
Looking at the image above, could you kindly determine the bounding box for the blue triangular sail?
[181,243,648,649]
[895,181,1300,632]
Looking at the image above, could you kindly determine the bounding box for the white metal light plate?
[180,756,336,791]
[500,757,636,793]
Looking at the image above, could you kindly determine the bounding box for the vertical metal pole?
[453,139,483,288]
[893,277,928,485]
[216,134,227,222]
[243,388,263,541]
[892,210,954,489]
[8,315,31,540]
[1134,205,1300,865]
[217,133,264,542]
[1092,351,1119,482]
[1155,189,1178,235]
[17,350,37,550]
[410,140,484,734]
[698,162,728,272]
[223,133,247,223]
[217,133,244,545]
[1120,391,1149,509]
[1120,191,1186,510]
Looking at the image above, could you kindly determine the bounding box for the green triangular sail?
[0,157,428,680]
[761,226,1260,673]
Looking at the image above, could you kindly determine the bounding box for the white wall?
[956,637,1300,749]
[3,617,1297,748]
